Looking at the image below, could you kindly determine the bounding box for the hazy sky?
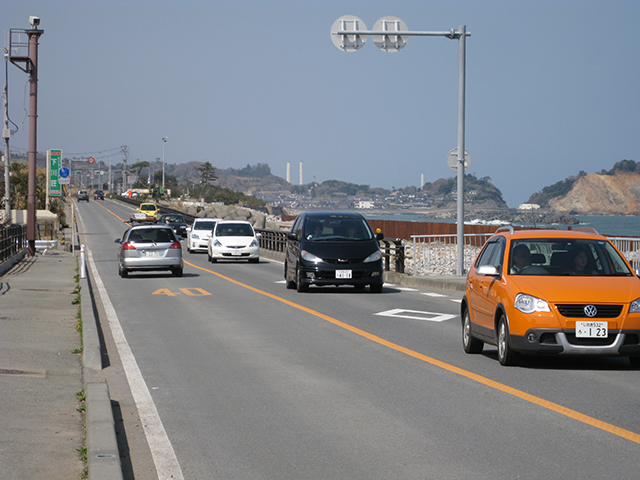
[4,0,639,207]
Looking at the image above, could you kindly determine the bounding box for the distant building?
[355,200,375,209]
[518,203,540,210]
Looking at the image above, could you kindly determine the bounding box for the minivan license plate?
[575,321,608,338]
[336,270,352,279]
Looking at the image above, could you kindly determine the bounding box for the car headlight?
[192,233,200,240]
[213,240,222,247]
[630,297,640,313]
[250,239,259,247]
[301,250,323,264]
[363,250,382,263]
[515,293,551,314]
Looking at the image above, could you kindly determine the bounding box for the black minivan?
[284,211,384,292]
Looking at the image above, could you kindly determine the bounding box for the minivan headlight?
[301,250,323,264]
[630,297,640,313]
[515,293,551,314]
[364,250,382,263]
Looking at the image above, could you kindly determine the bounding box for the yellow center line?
[186,259,640,445]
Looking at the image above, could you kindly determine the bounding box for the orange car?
[461,226,640,366]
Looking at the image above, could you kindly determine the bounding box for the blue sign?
[59,167,70,178]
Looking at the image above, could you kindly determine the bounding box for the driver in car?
[510,244,532,274]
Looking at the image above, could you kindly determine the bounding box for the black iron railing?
[1,224,27,264]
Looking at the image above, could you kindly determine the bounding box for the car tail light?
[170,241,182,250]
[122,242,136,251]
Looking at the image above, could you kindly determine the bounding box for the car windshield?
[162,215,184,222]
[140,205,156,212]
[128,228,174,243]
[508,238,633,276]
[216,223,254,237]
[304,217,373,241]
[194,221,217,231]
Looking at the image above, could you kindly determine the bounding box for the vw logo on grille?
[584,305,598,317]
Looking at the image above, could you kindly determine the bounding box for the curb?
[81,264,124,479]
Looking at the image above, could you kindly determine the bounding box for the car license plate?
[145,251,160,257]
[575,321,608,338]
[336,269,352,279]
[231,251,242,256]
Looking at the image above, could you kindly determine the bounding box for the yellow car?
[461,226,640,367]
[136,203,160,220]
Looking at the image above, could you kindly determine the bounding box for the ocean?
[363,213,640,238]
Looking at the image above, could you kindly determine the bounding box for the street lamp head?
[162,137,168,142]
[29,16,40,28]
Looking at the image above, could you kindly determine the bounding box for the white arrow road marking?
[375,309,456,322]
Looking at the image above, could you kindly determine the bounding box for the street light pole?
[102,151,112,193]
[331,17,470,275]
[162,136,167,192]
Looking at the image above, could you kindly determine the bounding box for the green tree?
[198,162,218,192]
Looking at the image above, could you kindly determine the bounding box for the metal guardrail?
[1,224,27,264]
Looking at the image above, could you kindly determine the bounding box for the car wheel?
[296,267,308,292]
[497,314,519,366]
[207,251,212,262]
[119,265,128,278]
[284,262,296,289]
[369,283,383,293]
[629,357,640,369]
[462,308,483,354]
[249,257,259,263]
[172,267,183,277]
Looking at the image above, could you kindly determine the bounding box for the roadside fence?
[409,233,492,276]
[0,224,27,265]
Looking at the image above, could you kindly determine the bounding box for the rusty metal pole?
[26,28,43,256]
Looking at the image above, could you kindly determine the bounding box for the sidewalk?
[0,249,85,479]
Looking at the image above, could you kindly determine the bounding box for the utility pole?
[162,136,167,193]
[8,17,44,256]
[121,145,128,192]
[3,82,11,223]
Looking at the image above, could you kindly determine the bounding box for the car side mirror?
[287,232,298,241]
[476,265,499,276]
[376,232,384,241]
[255,232,262,239]
[114,238,122,244]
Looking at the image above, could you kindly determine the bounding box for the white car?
[207,220,260,263]
[186,218,220,253]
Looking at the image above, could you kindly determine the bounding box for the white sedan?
[186,218,220,253]
[207,220,260,263]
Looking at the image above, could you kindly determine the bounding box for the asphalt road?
[77,199,640,480]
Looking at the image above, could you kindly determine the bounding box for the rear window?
[128,228,175,243]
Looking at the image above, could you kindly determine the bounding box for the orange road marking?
[185,259,640,445]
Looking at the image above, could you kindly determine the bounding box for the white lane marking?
[450,298,462,303]
[421,292,446,297]
[86,251,184,480]
[375,308,456,322]
[396,287,419,292]
[275,280,287,284]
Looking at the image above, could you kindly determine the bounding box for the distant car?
[207,220,260,263]
[136,203,160,220]
[94,190,104,200]
[158,213,188,238]
[77,190,89,202]
[115,224,183,278]
[461,226,640,367]
[186,218,220,253]
[284,211,384,292]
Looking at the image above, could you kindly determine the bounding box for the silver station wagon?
[116,224,183,278]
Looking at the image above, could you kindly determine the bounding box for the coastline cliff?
[548,172,640,215]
